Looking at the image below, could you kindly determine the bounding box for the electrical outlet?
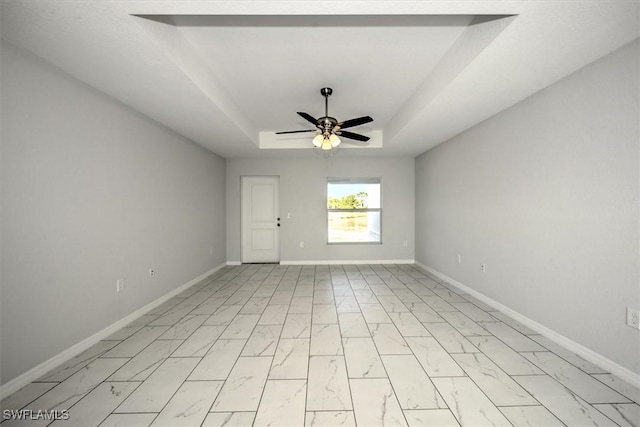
[480,264,486,273]
[287,212,292,219]
[300,241,305,248]
[149,269,155,278]
[116,279,124,293]
[457,254,462,264]
[627,308,640,330]
[403,241,408,247]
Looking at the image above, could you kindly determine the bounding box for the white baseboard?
[226,261,242,266]
[280,259,415,265]
[0,263,226,400]
[415,262,640,389]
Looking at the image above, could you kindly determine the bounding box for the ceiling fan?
[275,87,373,151]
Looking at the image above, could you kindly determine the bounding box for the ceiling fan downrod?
[320,87,335,134]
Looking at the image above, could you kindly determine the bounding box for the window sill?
[327,241,382,245]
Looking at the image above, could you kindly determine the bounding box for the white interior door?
[241,176,280,263]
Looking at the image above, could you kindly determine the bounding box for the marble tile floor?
[2,264,639,427]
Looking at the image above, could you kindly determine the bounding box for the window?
[327,178,381,244]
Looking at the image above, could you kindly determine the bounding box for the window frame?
[326,177,382,245]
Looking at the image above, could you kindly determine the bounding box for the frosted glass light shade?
[312,134,323,148]
[330,134,341,147]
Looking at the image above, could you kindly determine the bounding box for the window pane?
[328,211,381,243]
[327,182,381,209]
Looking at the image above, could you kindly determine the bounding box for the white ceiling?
[1,1,638,159]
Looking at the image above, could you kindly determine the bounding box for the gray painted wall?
[0,42,226,384]
[415,40,639,374]
[226,157,415,263]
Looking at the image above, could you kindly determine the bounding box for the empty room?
[1,1,639,426]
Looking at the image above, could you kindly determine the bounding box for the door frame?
[241,175,281,264]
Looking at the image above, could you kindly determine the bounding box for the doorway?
[241,176,280,263]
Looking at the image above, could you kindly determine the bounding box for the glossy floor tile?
[350,378,407,426]
[253,380,306,426]
[3,264,639,426]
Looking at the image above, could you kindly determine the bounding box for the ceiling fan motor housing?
[319,117,338,133]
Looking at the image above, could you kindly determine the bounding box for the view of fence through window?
[327,178,381,243]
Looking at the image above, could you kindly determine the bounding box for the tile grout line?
[5,264,639,427]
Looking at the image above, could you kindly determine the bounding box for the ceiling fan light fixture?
[314,133,341,150]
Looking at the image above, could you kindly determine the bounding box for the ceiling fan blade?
[338,130,370,142]
[337,115,373,129]
[297,112,319,127]
[275,129,317,135]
